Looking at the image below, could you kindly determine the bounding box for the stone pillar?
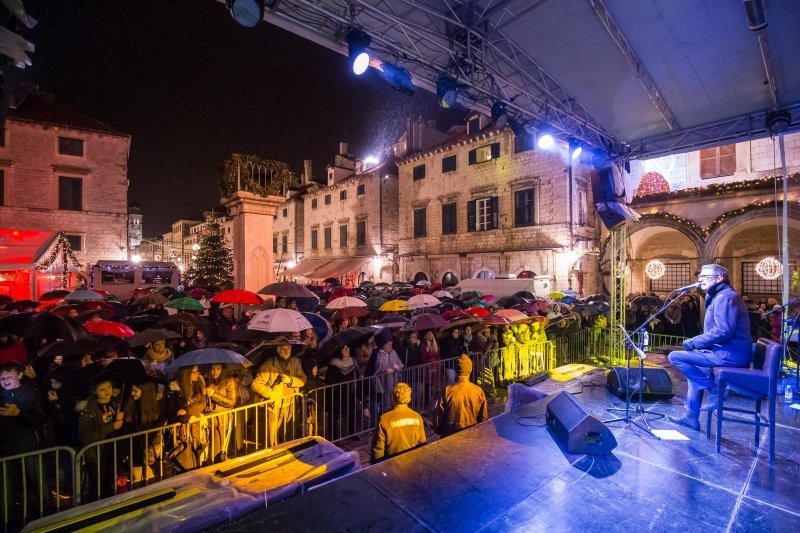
[222,191,285,293]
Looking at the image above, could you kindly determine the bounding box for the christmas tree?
[184,218,234,289]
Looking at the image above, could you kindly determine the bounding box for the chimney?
[303,159,313,185]
[339,142,349,156]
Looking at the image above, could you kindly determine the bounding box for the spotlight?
[569,138,583,160]
[491,101,510,129]
[743,0,767,32]
[509,120,528,138]
[436,75,459,108]
[537,130,555,150]
[227,0,264,28]
[380,62,415,95]
[348,29,371,75]
[766,109,791,133]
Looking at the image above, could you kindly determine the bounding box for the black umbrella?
[0,311,36,335]
[128,328,182,348]
[323,278,341,286]
[438,299,467,311]
[97,358,150,387]
[289,297,320,313]
[246,339,306,367]
[573,301,611,316]
[632,296,663,308]
[3,300,40,312]
[228,325,271,343]
[124,314,162,332]
[36,339,98,360]
[317,327,376,364]
[91,334,131,356]
[26,313,94,342]
[39,290,71,301]
[585,293,610,303]
[512,291,536,300]
[0,295,12,306]
[210,342,248,354]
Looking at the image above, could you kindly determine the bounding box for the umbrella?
[331,307,369,321]
[36,339,98,360]
[26,313,94,342]
[165,348,252,373]
[548,291,567,300]
[377,315,409,329]
[327,287,354,301]
[467,306,490,318]
[632,295,663,308]
[0,295,11,306]
[358,281,375,289]
[401,312,447,332]
[133,292,169,307]
[155,312,200,332]
[166,297,205,312]
[439,300,467,311]
[431,290,450,298]
[512,291,536,300]
[168,291,189,300]
[247,308,313,333]
[228,325,271,343]
[128,328,182,348]
[560,289,579,296]
[415,280,431,287]
[511,303,540,314]
[3,300,40,311]
[585,294,610,303]
[301,312,332,343]
[39,290,70,301]
[64,290,104,301]
[380,300,410,312]
[326,296,367,309]
[246,338,306,367]
[210,342,248,354]
[406,294,442,309]
[318,327,376,363]
[323,278,342,285]
[211,289,263,305]
[90,334,131,356]
[83,320,136,338]
[461,291,484,299]
[573,301,611,316]
[0,311,35,335]
[366,296,388,310]
[375,282,391,288]
[123,314,162,332]
[259,281,317,298]
[289,296,321,313]
[483,313,514,326]
[441,316,483,331]
[187,287,211,298]
[494,309,529,322]
[97,358,150,386]
[76,308,114,323]
[496,296,526,308]
[441,309,469,320]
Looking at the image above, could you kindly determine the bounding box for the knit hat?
[457,354,472,377]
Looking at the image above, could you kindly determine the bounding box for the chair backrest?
[753,338,770,370]
[757,338,783,398]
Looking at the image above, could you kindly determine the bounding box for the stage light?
[491,101,510,129]
[380,62,415,95]
[569,138,583,160]
[436,76,459,108]
[364,155,380,166]
[743,0,767,31]
[537,131,555,150]
[348,29,371,75]
[227,0,264,28]
[766,109,791,133]
[131,254,142,263]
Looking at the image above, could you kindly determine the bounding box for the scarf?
[705,281,729,308]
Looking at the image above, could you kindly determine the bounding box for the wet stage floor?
[216,355,800,532]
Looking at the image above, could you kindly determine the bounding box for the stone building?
[398,114,600,295]
[0,87,130,298]
[621,133,800,299]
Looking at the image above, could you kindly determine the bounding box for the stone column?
[222,191,285,293]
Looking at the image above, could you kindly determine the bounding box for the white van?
[91,261,179,300]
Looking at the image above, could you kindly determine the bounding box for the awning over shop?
[308,257,371,280]
[0,229,58,266]
[280,259,333,277]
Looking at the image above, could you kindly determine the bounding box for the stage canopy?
[0,229,57,266]
[248,0,800,159]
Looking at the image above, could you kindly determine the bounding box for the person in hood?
[323,344,360,441]
[433,354,488,437]
[668,264,751,431]
[0,361,45,455]
[370,382,425,464]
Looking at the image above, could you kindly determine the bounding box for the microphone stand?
[764,296,800,390]
[605,288,690,438]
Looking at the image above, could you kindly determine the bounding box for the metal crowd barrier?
[482,341,556,386]
[1,446,75,533]
[72,394,306,505]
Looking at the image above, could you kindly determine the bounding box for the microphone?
[674,282,701,292]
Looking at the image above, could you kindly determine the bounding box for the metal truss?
[609,226,627,365]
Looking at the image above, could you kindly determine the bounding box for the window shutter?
[490,196,499,229]
[467,200,476,232]
[468,149,476,165]
[59,178,69,209]
[490,142,500,159]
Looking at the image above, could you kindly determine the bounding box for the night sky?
[22,0,465,235]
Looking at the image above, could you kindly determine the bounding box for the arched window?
[442,272,459,287]
[517,270,536,278]
[413,272,428,283]
[357,272,367,285]
[476,270,494,279]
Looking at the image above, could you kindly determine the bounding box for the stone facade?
[398,121,600,295]
[0,88,130,291]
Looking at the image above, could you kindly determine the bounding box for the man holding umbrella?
[251,337,307,446]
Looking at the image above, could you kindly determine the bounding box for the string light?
[631,173,798,203]
[755,257,783,280]
[645,259,666,279]
[35,232,83,289]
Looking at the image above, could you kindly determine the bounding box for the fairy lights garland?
[631,173,799,204]
[35,232,83,289]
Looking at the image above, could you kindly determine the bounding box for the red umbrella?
[327,287,354,301]
[467,306,490,318]
[211,289,264,305]
[483,313,514,326]
[83,320,136,338]
[441,309,469,321]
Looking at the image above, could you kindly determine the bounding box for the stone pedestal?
[222,192,284,293]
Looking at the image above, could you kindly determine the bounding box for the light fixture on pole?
[380,61,414,95]
[347,29,371,75]
[569,138,583,160]
[537,127,556,150]
[436,75,459,108]
[491,101,510,129]
[227,0,264,28]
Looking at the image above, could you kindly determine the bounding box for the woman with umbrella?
[120,376,166,485]
[165,366,208,472]
[206,363,237,461]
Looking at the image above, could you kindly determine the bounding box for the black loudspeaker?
[545,392,617,455]
[591,166,640,230]
[606,367,675,401]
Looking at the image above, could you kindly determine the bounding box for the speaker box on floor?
[545,392,617,455]
[606,367,675,401]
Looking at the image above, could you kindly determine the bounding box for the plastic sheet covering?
[23,436,360,532]
[505,382,549,412]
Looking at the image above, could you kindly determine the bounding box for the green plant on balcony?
[218,153,291,199]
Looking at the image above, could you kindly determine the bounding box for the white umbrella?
[415,280,431,287]
[247,309,313,333]
[406,294,442,309]
[326,296,367,309]
[431,290,450,298]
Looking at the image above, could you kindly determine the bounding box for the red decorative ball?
[636,171,670,197]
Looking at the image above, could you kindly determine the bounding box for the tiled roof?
[6,87,129,137]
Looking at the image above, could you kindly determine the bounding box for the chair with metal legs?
[705,338,782,463]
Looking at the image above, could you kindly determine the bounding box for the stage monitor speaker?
[545,391,617,454]
[595,201,640,231]
[606,367,675,401]
[591,165,640,230]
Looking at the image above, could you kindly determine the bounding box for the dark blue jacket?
[693,284,751,365]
